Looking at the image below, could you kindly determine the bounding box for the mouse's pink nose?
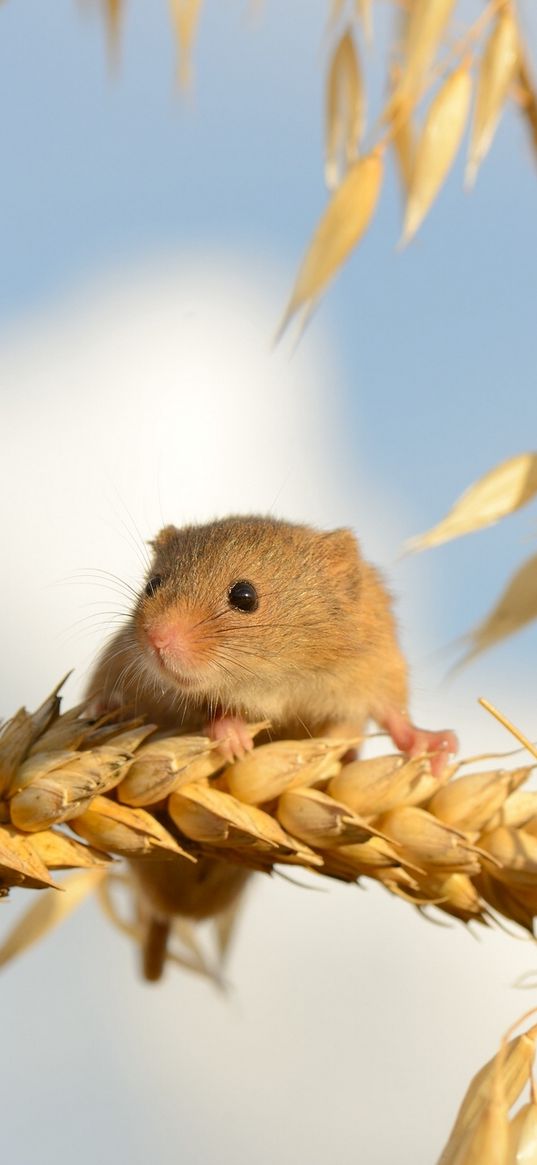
[145,617,197,666]
[146,623,174,651]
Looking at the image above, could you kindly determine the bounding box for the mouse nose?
[145,617,196,664]
[146,623,173,651]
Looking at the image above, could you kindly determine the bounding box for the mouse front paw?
[204,716,255,763]
[403,726,458,777]
[382,708,458,777]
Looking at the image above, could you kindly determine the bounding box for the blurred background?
[1,2,537,1163]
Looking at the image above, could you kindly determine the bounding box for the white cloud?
[1,254,353,705]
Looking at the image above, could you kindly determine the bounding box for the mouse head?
[133,516,363,707]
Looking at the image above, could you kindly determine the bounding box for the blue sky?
[2,0,536,676]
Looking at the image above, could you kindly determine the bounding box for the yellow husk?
[276,786,378,847]
[483,789,537,831]
[479,827,537,885]
[406,453,537,552]
[117,735,225,806]
[226,738,350,804]
[377,806,481,873]
[169,782,320,864]
[0,824,59,889]
[354,0,372,43]
[278,148,383,335]
[0,870,107,968]
[454,1091,509,1165]
[30,828,111,870]
[466,6,520,188]
[428,767,532,833]
[402,63,472,245]
[10,751,131,831]
[458,554,537,668]
[325,29,365,190]
[437,1027,537,1165]
[168,0,203,90]
[517,58,537,163]
[70,795,193,859]
[400,0,456,104]
[329,752,441,815]
[506,1099,537,1162]
[392,102,416,195]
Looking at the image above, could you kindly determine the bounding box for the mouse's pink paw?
[382,708,458,777]
[205,716,255,763]
[404,726,458,777]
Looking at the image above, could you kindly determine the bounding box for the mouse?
[85,515,457,978]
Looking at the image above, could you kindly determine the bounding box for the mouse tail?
[142,916,171,982]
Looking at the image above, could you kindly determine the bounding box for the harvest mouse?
[87,515,456,766]
[85,515,457,977]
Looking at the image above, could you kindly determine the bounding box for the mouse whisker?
[58,619,131,649]
[134,665,148,715]
[204,640,264,659]
[67,609,131,628]
[210,659,243,688]
[187,608,230,632]
[212,652,259,683]
[111,653,144,695]
[67,579,138,604]
[90,640,138,672]
[210,620,323,634]
[70,568,140,601]
[76,598,133,612]
[176,686,195,728]
[294,713,314,740]
[104,499,152,575]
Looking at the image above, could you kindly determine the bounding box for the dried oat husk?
[82,0,537,336]
[2,679,537,988]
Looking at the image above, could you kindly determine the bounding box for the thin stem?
[478,697,537,762]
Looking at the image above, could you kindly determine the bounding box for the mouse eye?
[228,580,258,613]
[145,575,163,598]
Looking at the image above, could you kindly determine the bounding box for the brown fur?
[86,516,412,978]
[86,515,408,740]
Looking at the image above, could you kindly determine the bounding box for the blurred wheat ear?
[437,1012,537,1164]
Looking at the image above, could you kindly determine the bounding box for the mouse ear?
[148,525,180,552]
[321,528,361,560]
[320,529,362,594]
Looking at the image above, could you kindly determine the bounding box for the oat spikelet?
[388,0,456,118]
[354,0,372,44]
[406,453,537,552]
[517,57,537,164]
[103,0,123,70]
[401,62,472,245]
[169,0,203,90]
[458,554,537,667]
[325,28,365,190]
[466,4,520,188]
[278,147,383,336]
